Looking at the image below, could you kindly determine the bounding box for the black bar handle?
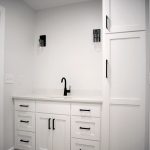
[106,59,108,78]
[53,119,55,130]
[80,109,91,112]
[20,120,29,123]
[20,139,29,143]
[19,105,29,108]
[80,127,91,130]
[106,15,109,30]
[48,118,51,130]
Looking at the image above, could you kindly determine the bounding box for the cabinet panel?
[106,32,146,101]
[71,138,100,150]
[36,113,52,150]
[15,131,35,150]
[52,115,70,150]
[36,101,70,115]
[71,116,100,141]
[15,111,35,132]
[109,105,145,150]
[104,0,145,33]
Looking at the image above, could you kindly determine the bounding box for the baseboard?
[8,147,14,150]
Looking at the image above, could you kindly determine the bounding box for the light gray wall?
[33,0,102,96]
[0,5,5,150]
[0,0,35,149]
[147,0,150,150]
[146,0,150,150]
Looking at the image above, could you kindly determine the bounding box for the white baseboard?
[8,147,14,150]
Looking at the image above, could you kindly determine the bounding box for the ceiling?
[23,0,94,10]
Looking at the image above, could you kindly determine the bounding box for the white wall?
[147,0,150,150]
[33,0,102,96]
[0,0,35,149]
[0,5,5,150]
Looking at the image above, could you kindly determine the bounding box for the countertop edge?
[12,96,103,104]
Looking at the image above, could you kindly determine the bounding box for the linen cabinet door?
[52,114,70,150]
[104,31,146,150]
[103,0,145,33]
[36,113,52,150]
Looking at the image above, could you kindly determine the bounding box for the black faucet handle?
[67,86,71,93]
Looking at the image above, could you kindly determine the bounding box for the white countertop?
[12,95,103,104]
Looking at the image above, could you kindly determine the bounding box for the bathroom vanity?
[13,96,102,150]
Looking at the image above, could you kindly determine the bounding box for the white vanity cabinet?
[103,0,146,33]
[14,98,102,150]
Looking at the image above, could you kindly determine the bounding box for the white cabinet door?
[103,31,146,150]
[36,113,52,150]
[106,32,146,101]
[52,114,70,150]
[103,0,145,33]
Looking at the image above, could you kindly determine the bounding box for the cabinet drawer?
[71,116,100,141]
[71,103,101,117]
[36,101,70,115]
[71,138,100,150]
[15,100,35,112]
[15,111,35,132]
[15,131,35,150]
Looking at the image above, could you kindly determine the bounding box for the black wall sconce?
[39,35,46,47]
[93,29,101,42]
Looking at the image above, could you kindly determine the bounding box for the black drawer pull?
[80,127,90,130]
[79,109,91,112]
[20,139,29,143]
[48,118,51,130]
[53,119,55,130]
[19,105,29,108]
[20,120,29,123]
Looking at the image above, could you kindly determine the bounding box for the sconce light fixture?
[93,29,101,42]
[39,35,46,47]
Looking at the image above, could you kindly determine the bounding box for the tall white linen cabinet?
[102,0,146,150]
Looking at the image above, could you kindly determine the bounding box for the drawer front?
[15,131,35,150]
[71,103,101,117]
[71,138,100,150]
[15,100,35,112]
[36,101,70,115]
[15,111,35,132]
[71,116,100,141]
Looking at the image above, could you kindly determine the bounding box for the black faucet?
[61,77,71,96]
